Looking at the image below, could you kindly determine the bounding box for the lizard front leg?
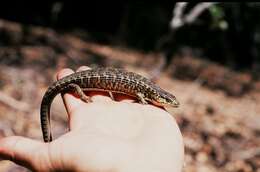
[136,92,148,104]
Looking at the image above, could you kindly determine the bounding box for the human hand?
[0,66,184,172]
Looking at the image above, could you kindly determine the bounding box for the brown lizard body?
[40,67,179,142]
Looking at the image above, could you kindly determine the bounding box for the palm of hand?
[49,97,183,172]
[0,67,184,172]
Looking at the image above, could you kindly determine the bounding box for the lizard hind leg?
[66,83,92,103]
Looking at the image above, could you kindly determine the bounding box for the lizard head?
[156,93,179,107]
[150,89,180,108]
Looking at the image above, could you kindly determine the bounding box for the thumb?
[0,136,50,171]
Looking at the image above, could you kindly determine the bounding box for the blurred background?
[0,2,259,172]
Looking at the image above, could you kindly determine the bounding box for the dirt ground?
[0,19,259,172]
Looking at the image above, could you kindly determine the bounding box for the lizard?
[40,67,180,142]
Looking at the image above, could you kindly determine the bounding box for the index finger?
[56,68,87,118]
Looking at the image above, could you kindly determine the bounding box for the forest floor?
[0,19,259,172]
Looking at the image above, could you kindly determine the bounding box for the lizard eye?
[158,94,179,107]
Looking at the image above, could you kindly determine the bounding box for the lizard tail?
[40,80,72,142]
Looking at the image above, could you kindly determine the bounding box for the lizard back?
[40,67,165,142]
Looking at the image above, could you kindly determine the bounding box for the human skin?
[0,66,184,172]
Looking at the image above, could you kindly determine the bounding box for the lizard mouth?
[172,99,180,107]
[151,99,180,108]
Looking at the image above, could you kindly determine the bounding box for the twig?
[0,91,30,112]
[153,2,216,79]
[170,2,217,29]
[170,2,188,29]
[185,2,217,24]
[155,2,218,77]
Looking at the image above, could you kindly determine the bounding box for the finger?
[56,69,86,120]
[76,66,91,72]
[0,136,49,171]
[56,68,74,80]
